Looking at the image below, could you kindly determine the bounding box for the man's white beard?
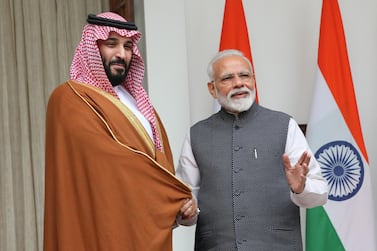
[216,87,255,113]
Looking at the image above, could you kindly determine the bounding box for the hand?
[282,151,310,194]
[179,198,199,220]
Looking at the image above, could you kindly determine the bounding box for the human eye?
[107,43,117,48]
[124,42,133,51]
[104,38,118,48]
[239,72,251,79]
[220,74,234,83]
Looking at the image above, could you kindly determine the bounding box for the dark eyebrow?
[106,37,118,41]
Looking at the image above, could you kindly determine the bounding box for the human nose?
[115,46,127,59]
[232,75,245,87]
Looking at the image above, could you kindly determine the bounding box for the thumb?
[282,154,291,169]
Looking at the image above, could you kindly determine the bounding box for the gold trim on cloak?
[66,81,190,189]
[68,81,155,155]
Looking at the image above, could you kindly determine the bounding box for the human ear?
[207,82,217,99]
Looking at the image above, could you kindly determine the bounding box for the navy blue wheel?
[315,140,364,201]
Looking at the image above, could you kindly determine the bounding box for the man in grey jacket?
[176,49,328,251]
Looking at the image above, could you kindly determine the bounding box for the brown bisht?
[44,81,191,251]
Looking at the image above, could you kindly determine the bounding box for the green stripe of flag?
[306,206,345,251]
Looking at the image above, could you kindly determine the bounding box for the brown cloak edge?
[44,81,192,251]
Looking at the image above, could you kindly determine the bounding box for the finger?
[303,153,311,165]
[302,162,309,176]
[183,205,197,218]
[300,153,310,173]
[186,206,193,215]
[297,151,308,165]
[188,206,200,218]
[282,154,292,170]
[180,199,193,213]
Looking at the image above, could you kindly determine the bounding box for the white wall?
[142,1,196,248]
[141,0,377,250]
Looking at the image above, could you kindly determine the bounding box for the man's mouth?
[231,91,249,99]
[111,63,125,69]
[110,63,126,73]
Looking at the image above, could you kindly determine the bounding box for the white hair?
[207,49,253,82]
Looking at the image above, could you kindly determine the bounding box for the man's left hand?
[282,151,310,194]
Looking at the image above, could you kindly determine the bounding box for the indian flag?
[305,0,376,250]
[214,0,258,112]
[219,0,258,100]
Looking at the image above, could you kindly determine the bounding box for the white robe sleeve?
[175,131,200,226]
[285,118,328,208]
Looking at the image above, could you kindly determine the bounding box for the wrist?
[291,184,305,194]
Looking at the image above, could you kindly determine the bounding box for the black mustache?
[109,60,126,67]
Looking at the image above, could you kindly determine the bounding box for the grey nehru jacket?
[190,103,303,251]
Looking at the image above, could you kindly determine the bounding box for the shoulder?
[48,80,82,99]
[256,104,292,119]
[47,81,71,104]
[47,81,92,112]
[191,112,220,130]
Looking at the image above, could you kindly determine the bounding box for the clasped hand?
[180,198,199,220]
